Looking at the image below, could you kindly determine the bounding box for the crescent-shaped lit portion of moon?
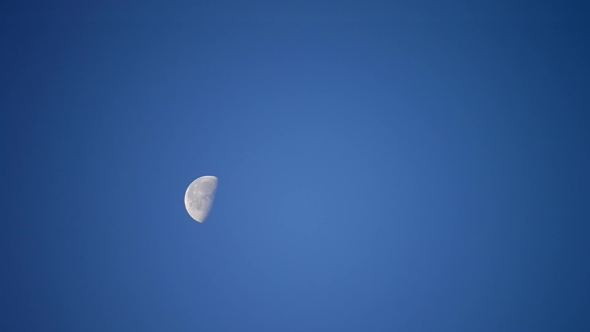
[184,175,218,223]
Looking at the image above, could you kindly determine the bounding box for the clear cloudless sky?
[2,1,589,331]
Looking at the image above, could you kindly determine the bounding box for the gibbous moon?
[184,175,218,223]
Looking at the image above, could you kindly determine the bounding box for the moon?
[184,175,218,223]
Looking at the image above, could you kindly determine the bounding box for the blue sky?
[2,2,589,331]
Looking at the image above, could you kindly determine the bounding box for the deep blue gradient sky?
[2,2,590,331]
